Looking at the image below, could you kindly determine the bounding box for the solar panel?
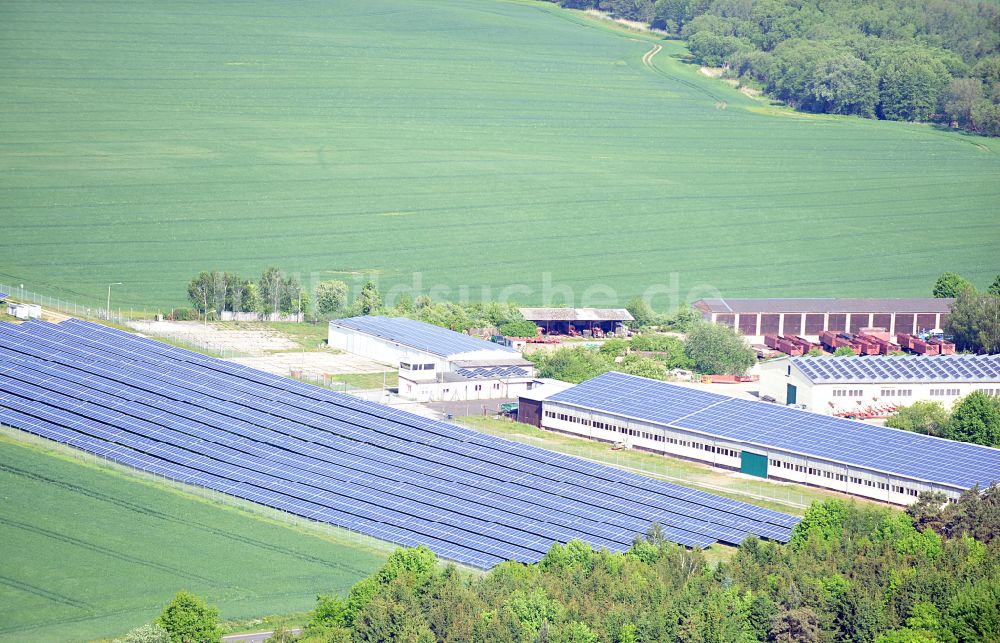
[0,320,797,569]
[330,315,516,358]
[548,372,1000,490]
[789,354,1000,384]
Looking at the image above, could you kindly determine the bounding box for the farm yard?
[0,437,386,643]
[1,0,998,311]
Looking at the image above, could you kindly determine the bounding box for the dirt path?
[640,41,729,106]
[641,42,662,70]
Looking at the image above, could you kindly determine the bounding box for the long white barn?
[531,372,1000,506]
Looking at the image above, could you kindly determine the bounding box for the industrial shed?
[517,379,574,427]
[692,298,953,345]
[759,354,1000,416]
[328,316,535,401]
[519,307,633,337]
[537,372,1000,506]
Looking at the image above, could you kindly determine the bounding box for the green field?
[0,437,385,643]
[1,0,998,310]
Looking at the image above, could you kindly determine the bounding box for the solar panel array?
[548,372,1000,490]
[454,366,530,379]
[793,355,1000,384]
[330,315,516,358]
[0,320,797,569]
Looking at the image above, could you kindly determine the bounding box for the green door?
[786,383,797,405]
[741,451,768,478]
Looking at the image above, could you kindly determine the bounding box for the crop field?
[0,437,385,642]
[1,0,998,310]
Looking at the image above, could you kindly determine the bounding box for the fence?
[0,283,304,326]
[0,282,156,324]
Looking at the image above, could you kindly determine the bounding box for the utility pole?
[107,282,122,321]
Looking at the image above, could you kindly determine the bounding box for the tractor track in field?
[0,461,376,577]
[0,575,90,611]
[641,42,661,67]
[0,516,225,587]
[640,41,729,106]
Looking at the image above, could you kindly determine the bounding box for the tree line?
[528,320,758,382]
[933,271,1000,354]
[116,487,1000,642]
[547,0,1000,136]
[185,267,307,320]
[887,391,1000,448]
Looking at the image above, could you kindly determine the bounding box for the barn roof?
[693,298,954,315]
[519,307,634,322]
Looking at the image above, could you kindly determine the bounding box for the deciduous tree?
[946,391,1000,447]
[357,281,382,316]
[157,591,222,643]
[315,280,349,316]
[932,271,973,298]
[945,289,1000,354]
[885,401,950,437]
[683,321,756,375]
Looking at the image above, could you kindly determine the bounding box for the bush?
[169,307,199,321]
[683,321,755,375]
[113,623,171,643]
[500,319,539,338]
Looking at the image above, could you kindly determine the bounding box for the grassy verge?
[458,416,864,516]
[261,321,331,351]
[0,429,388,643]
[328,371,396,390]
[217,612,310,637]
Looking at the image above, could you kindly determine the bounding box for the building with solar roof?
[692,297,954,345]
[759,355,1000,415]
[328,315,536,401]
[535,371,1000,505]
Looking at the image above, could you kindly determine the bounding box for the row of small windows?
[930,388,961,396]
[833,389,863,397]
[400,362,435,371]
[881,389,913,397]
[769,458,924,496]
[544,411,739,457]
[549,411,938,501]
[473,383,503,391]
[977,388,1000,396]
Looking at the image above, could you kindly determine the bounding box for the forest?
[278,488,1000,642]
[550,0,1000,135]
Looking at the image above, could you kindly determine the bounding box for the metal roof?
[330,315,517,358]
[693,298,954,315]
[546,372,1000,490]
[519,379,575,402]
[519,307,635,322]
[790,355,1000,384]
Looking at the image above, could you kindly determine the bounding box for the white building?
[759,355,1000,416]
[6,302,41,320]
[533,372,1000,506]
[328,316,535,401]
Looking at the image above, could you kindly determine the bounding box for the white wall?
[398,375,534,402]
[328,324,449,370]
[539,401,964,506]
[759,358,999,414]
